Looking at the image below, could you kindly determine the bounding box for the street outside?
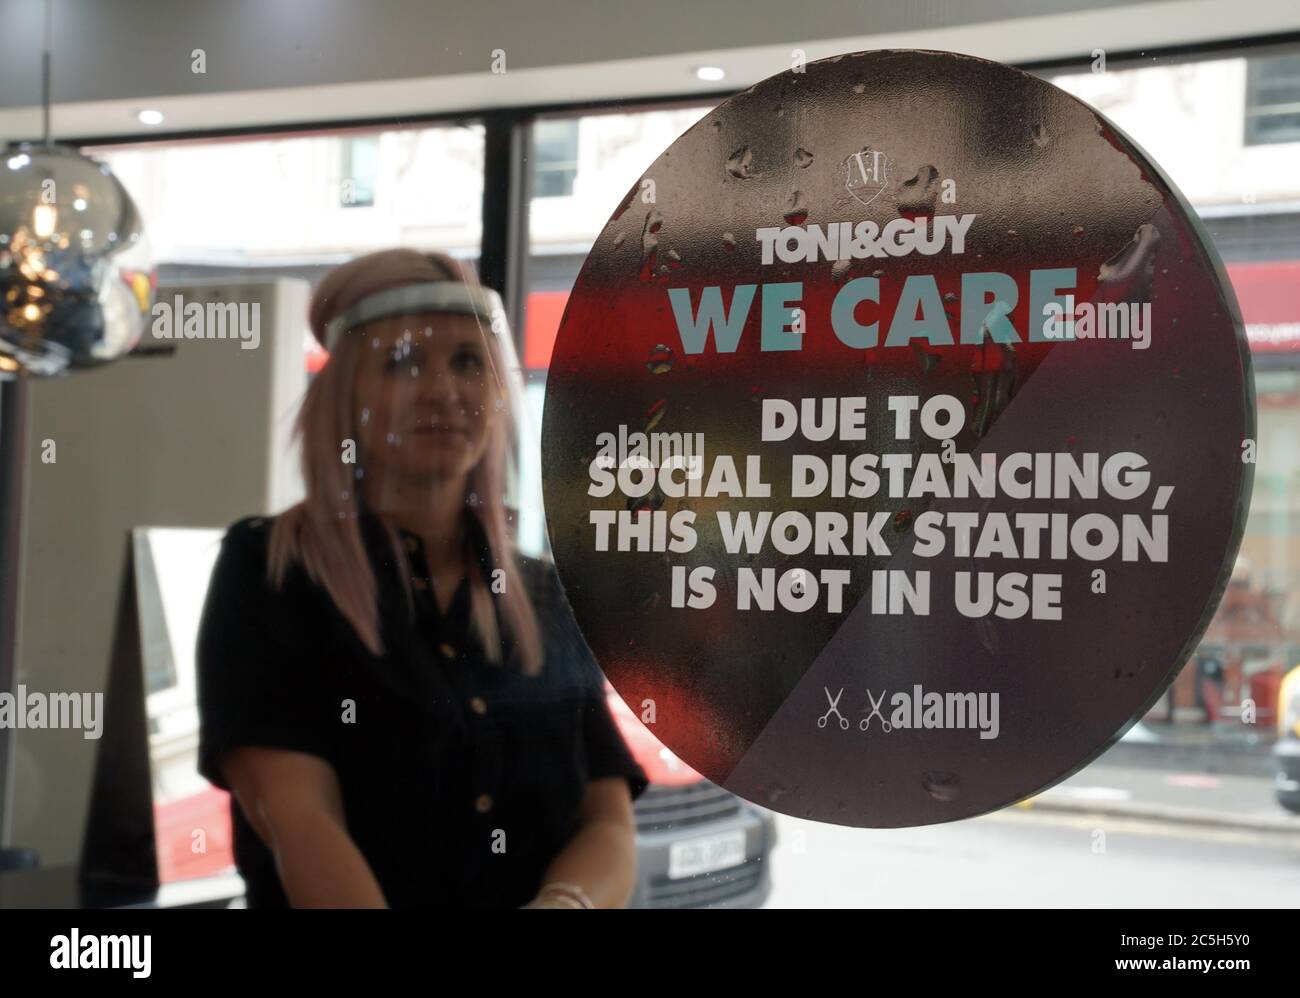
[763,752,1299,907]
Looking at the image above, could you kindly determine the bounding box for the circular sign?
[541,50,1254,827]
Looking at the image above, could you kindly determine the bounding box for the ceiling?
[0,0,1298,143]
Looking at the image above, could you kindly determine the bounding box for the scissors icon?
[859,688,893,732]
[818,687,850,730]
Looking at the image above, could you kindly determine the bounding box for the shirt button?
[469,696,487,716]
[475,793,493,813]
[440,642,457,660]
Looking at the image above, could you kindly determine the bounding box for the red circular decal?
[541,50,1254,827]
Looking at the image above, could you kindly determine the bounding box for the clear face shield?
[323,275,544,556]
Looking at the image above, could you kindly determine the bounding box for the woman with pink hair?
[195,248,647,908]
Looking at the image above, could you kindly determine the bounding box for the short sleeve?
[580,685,651,802]
[530,558,651,802]
[195,518,336,792]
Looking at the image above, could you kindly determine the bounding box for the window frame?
[1244,51,1300,146]
[6,28,1300,825]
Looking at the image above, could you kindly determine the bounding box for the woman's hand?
[221,746,389,908]
[521,895,581,908]
[522,882,593,908]
[530,776,638,909]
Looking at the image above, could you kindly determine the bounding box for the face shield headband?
[321,278,540,547]
[321,281,509,353]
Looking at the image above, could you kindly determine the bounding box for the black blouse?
[194,511,648,909]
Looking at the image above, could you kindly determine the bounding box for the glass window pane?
[1045,52,1300,765]
[85,124,485,373]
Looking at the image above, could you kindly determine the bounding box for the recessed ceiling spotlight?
[695,66,726,82]
[137,109,164,126]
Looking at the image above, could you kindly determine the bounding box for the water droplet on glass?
[722,232,737,251]
[783,191,808,226]
[494,398,505,411]
[647,343,675,374]
[612,232,626,249]
[872,269,885,278]
[1098,223,1161,303]
[1072,225,1085,237]
[831,258,852,281]
[360,408,370,425]
[974,616,999,657]
[893,508,913,529]
[611,182,639,222]
[371,337,381,349]
[970,333,1020,438]
[922,771,961,802]
[862,349,879,382]
[1030,122,1050,148]
[793,147,814,168]
[942,291,957,303]
[639,210,664,282]
[726,146,755,179]
[852,82,865,94]
[898,165,939,218]
[646,398,666,432]
[912,341,940,375]
[627,488,665,515]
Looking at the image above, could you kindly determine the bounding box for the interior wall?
[4,278,307,865]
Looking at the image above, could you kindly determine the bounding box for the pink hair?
[267,248,543,675]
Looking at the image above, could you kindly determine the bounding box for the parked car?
[605,682,776,908]
[1274,664,1300,814]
